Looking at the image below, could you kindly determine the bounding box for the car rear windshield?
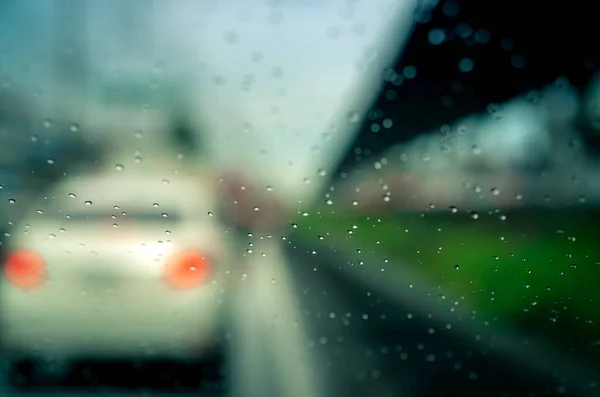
[64,211,180,223]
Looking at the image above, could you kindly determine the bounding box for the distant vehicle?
[0,168,236,386]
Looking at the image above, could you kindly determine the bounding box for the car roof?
[34,169,218,217]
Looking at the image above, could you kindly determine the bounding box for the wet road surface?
[0,238,597,397]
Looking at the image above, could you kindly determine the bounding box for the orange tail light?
[3,250,47,290]
[163,251,210,290]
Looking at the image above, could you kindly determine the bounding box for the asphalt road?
[284,241,598,397]
[0,236,598,397]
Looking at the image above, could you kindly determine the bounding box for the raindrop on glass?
[347,111,361,124]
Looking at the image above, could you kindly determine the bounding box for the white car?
[0,168,235,383]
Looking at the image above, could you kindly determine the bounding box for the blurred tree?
[171,115,198,157]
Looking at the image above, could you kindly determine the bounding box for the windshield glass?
[1,1,599,397]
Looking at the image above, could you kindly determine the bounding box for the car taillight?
[163,251,210,290]
[3,250,47,290]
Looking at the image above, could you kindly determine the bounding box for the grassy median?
[291,207,600,367]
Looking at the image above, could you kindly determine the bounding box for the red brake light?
[3,250,47,290]
[163,251,210,290]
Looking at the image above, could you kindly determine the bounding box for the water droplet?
[8,198,15,204]
[114,205,120,210]
[134,130,144,138]
[60,228,66,232]
[326,199,333,205]
[458,58,475,73]
[69,123,80,132]
[266,185,273,192]
[37,209,44,214]
[291,223,298,228]
[43,118,52,128]
[347,111,361,123]
[352,200,359,206]
[115,164,124,171]
[428,28,446,45]
[69,193,76,198]
[558,270,564,276]
[153,203,159,207]
[48,233,56,239]
[491,187,500,195]
[225,30,239,43]
[113,223,118,228]
[165,230,171,235]
[84,201,92,205]
[254,207,260,211]
[471,145,482,155]
[162,179,169,185]
[449,206,458,213]
[470,212,479,219]
[317,169,327,176]
[161,213,168,218]
[207,212,214,217]
[47,158,55,165]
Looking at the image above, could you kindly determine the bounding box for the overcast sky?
[0,0,416,202]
